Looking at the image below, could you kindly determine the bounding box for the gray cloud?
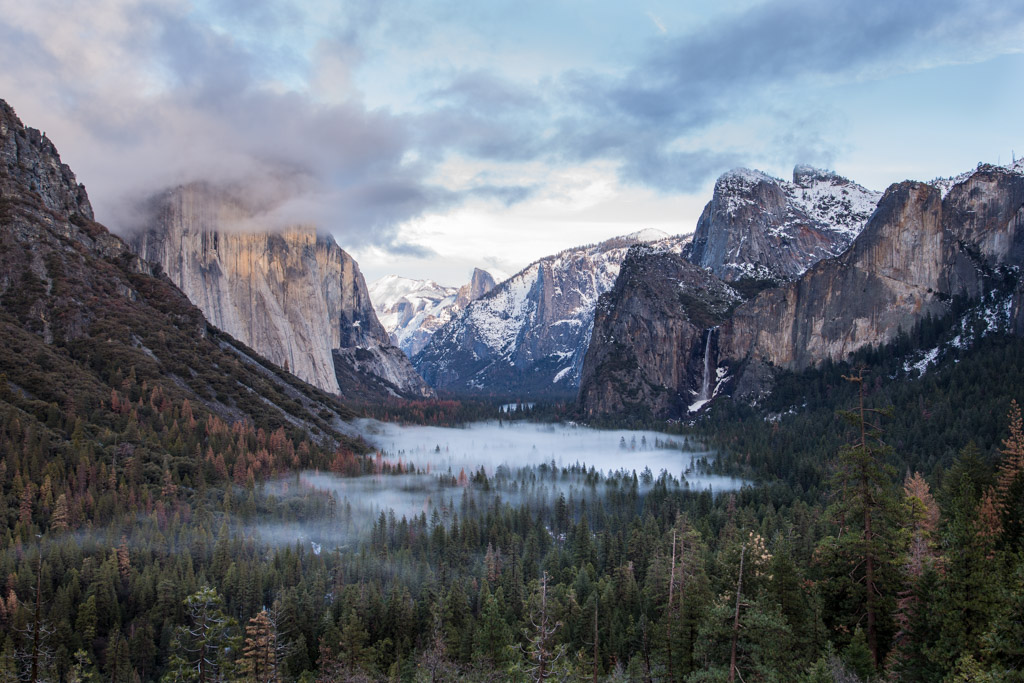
[408,0,1024,192]
[0,0,447,252]
[1,0,1021,257]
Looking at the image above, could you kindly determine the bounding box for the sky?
[1,0,1022,285]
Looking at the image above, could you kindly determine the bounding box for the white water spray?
[700,329,714,402]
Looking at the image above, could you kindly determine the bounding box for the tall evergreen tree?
[817,371,906,669]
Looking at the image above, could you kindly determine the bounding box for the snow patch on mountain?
[414,232,691,396]
[689,165,881,282]
[370,270,498,357]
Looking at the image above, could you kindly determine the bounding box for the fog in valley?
[252,420,746,554]
[356,419,730,475]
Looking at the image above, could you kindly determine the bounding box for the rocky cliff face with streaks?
[724,166,1024,371]
[686,166,880,282]
[414,231,689,397]
[130,184,433,401]
[579,163,1024,419]
[578,246,739,418]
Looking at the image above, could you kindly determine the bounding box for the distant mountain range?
[398,168,885,401]
[370,268,498,357]
[9,93,1024,422]
[411,230,690,397]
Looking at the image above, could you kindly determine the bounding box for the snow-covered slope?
[370,268,498,357]
[370,276,459,356]
[930,158,1024,198]
[687,165,882,282]
[413,230,689,397]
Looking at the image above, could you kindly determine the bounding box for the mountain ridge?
[579,162,1024,419]
[413,230,689,397]
[370,268,498,357]
[0,98,364,446]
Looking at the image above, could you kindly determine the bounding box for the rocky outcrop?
[414,231,689,397]
[370,268,497,357]
[1,100,93,222]
[578,247,739,418]
[724,167,1024,370]
[130,184,433,400]
[686,166,880,282]
[0,99,361,441]
[578,163,1024,419]
[456,268,497,309]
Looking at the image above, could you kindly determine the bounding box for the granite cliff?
[686,166,880,282]
[130,184,433,401]
[577,246,739,418]
[580,163,1024,419]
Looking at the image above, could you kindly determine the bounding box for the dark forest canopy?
[2,333,1024,681]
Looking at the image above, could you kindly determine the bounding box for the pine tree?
[239,609,279,683]
[173,586,237,683]
[819,371,905,669]
[929,443,1004,675]
[473,587,511,671]
[521,572,567,682]
[995,400,1024,545]
[50,495,69,534]
[981,556,1024,675]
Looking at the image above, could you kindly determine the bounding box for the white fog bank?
[355,418,742,487]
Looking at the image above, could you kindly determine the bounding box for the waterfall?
[700,328,714,402]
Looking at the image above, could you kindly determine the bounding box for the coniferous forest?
[2,290,1024,682]
[5,0,1024,680]
[1,69,1023,683]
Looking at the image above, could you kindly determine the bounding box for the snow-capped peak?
[717,167,777,188]
[624,228,670,243]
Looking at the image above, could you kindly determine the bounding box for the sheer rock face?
[724,168,1024,369]
[0,99,359,438]
[370,268,497,358]
[413,232,689,397]
[723,181,956,369]
[578,247,739,419]
[578,164,1024,419]
[687,166,881,282]
[130,184,432,400]
[456,268,497,309]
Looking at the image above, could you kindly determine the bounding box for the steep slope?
[370,268,497,357]
[579,162,1024,419]
[578,246,740,418]
[414,231,688,397]
[0,98,362,445]
[130,184,433,401]
[686,166,880,282]
[725,165,1024,369]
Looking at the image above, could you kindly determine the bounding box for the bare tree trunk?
[865,497,878,667]
[667,528,676,683]
[853,373,879,668]
[728,544,746,683]
[29,557,41,683]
